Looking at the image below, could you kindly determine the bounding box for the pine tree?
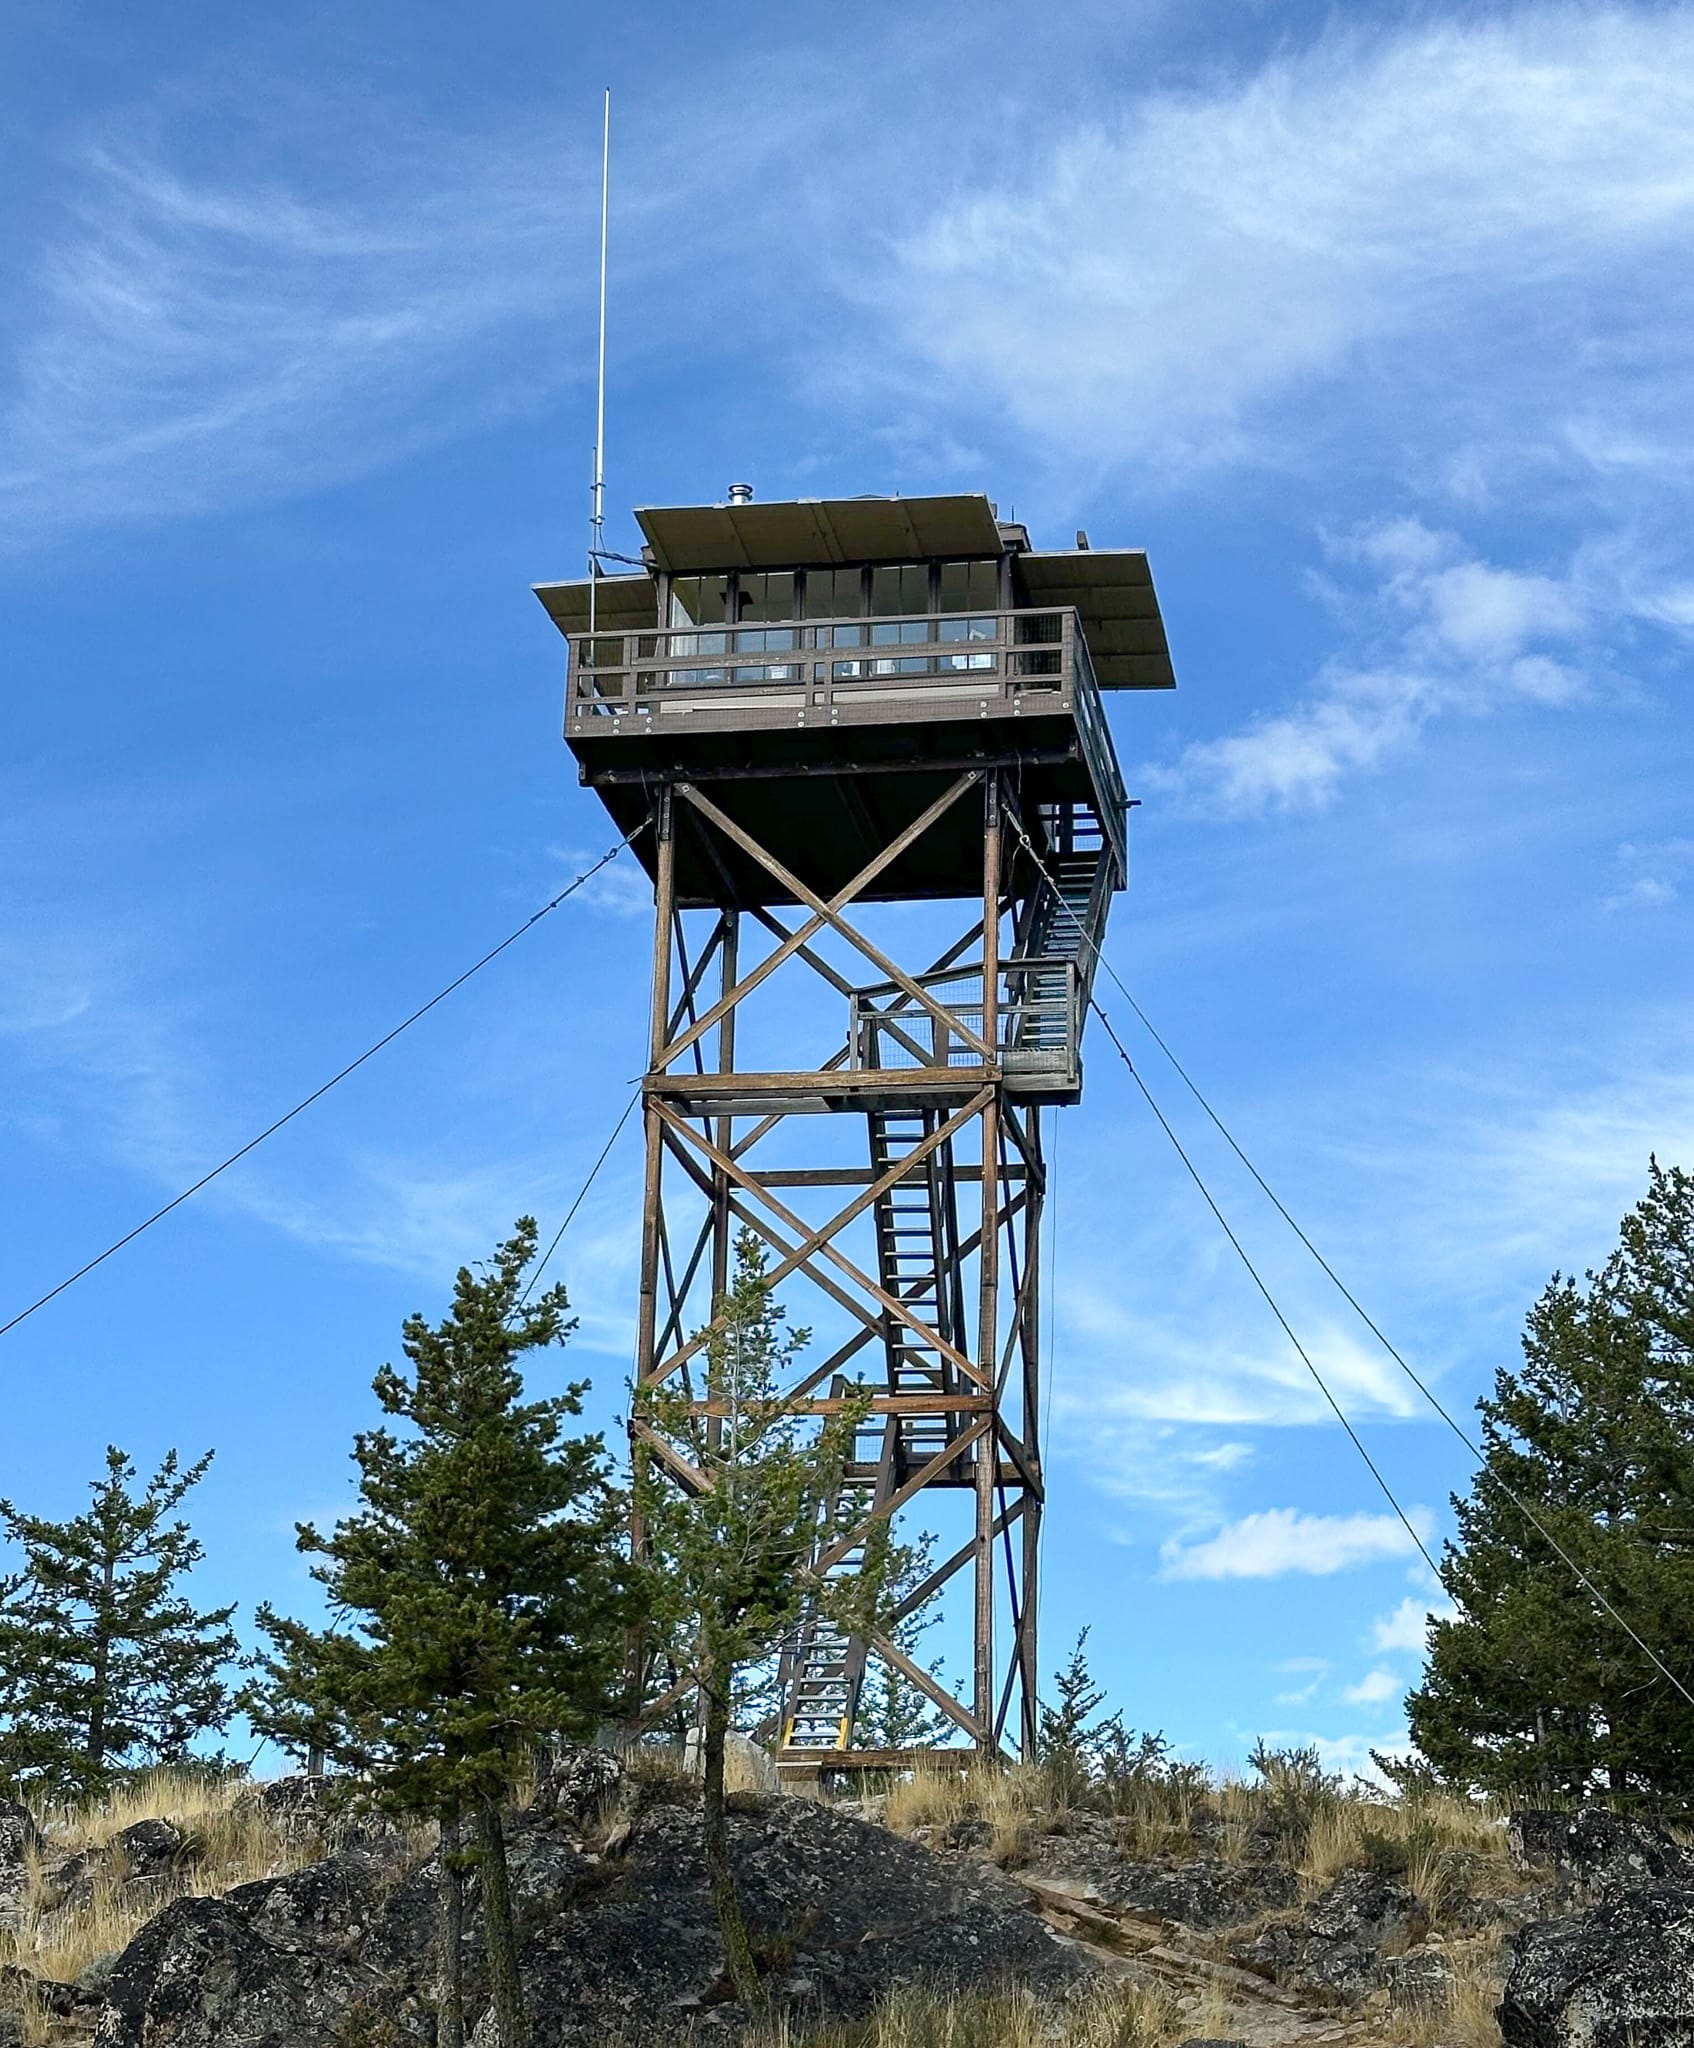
[1405,1161,1694,1808]
[0,1447,239,1799]
[635,1230,892,2007]
[250,1220,635,2048]
[1038,1628,1108,1802]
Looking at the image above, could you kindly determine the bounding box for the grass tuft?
[744,1978,1179,2048]
[1391,1933,1505,2048]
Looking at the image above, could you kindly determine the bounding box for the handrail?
[564,606,1129,883]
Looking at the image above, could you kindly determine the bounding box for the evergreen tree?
[0,1447,239,1799]
[1038,1628,1109,1802]
[250,1221,634,2048]
[1405,1161,1694,1808]
[635,1230,892,2007]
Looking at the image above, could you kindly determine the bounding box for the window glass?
[869,564,931,616]
[735,571,796,622]
[804,568,863,619]
[938,561,999,613]
[668,576,730,628]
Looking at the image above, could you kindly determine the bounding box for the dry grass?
[1298,1794,1517,1918]
[0,1770,318,2024]
[745,1978,1180,2048]
[879,1757,1521,1929]
[881,1761,1044,1839]
[1390,1933,1505,2048]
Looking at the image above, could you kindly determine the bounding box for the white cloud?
[0,132,593,544]
[546,845,653,922]
[1344,1668,1401,1705]
[1160,1506,1435,1581]
[1059,1286,1422,1433]
[1606,840,1694,912]
[1144,520,1593,816]
[1370,1594,1454,1655]
[0,69,817,547]
[869,11,1694,480]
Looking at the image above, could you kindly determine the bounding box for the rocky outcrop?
[92,1758,1085,2047]
[1507,1808,1694,1904]
[95,1862,414,2048]
[1501,1882,1694,2048]
[236,1775,411,1859]
[1016,1812,1300,1929]
[1229,1871,1427,2004]
[111,1821,187,1883]
[0,1800,42,1930]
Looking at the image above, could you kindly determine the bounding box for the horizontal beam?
[685,1392,992,1419]
[584,747,1083,788]
[646,1067,998,1098]
[750,1165,1025,1188]
[775,1746,985,1773]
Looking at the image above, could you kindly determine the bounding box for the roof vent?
[727,482,754,505]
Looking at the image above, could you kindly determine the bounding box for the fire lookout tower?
[536,490,1174,1781]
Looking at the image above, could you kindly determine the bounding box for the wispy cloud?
[0,65,821,549]
[869,10,1694,485]
[1160,1506,1434,1581]
[1142,519,1594,815]
[1606,839,1694,911]
[0,125,596,545]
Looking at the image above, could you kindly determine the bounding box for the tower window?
[938,560,999,614]
[803,567,864,620]
[869,564,930,617]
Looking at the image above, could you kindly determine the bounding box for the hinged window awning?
[636,494,1005,571]
[1015,551,1174,690]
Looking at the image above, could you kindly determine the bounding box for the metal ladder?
[779,1108,970,1753]
[779,1395,883,1752]
[868,1109,968,1473]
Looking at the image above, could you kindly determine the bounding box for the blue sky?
[3,0,1694,1779]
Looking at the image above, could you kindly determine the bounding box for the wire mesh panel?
[852,971,985,1072]
[849,961,1080,1091]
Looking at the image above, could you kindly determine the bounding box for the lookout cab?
[537,490,1173,1776]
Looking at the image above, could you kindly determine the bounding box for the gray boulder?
[1021,1812,1298,1929]
[1507,1809,1693,1904]
[0,1800,41,1929]
[1230,1870,1426,2005]
[1501,1882,1694,2048]
[522,1793,1085,2040]
[93,1852,426,2048]
[238,1776,409,1860]
[530,1744,623,1825]
[115,1819,188,1882]
[1383,1947,1456,2011]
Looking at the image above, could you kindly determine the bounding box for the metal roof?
[533,572,656,638]
[1017,551,1174,690]
[636,493,1005,571]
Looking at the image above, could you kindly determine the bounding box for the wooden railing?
[564,606,1128,876]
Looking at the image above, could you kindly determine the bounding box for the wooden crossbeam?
[678,781,993,1060]
[660,773,980,1069]
[649,1095,991,1389]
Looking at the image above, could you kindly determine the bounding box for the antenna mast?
[589,87,610,637]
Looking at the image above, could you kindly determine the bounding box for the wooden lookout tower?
[536,490,1174,1781]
